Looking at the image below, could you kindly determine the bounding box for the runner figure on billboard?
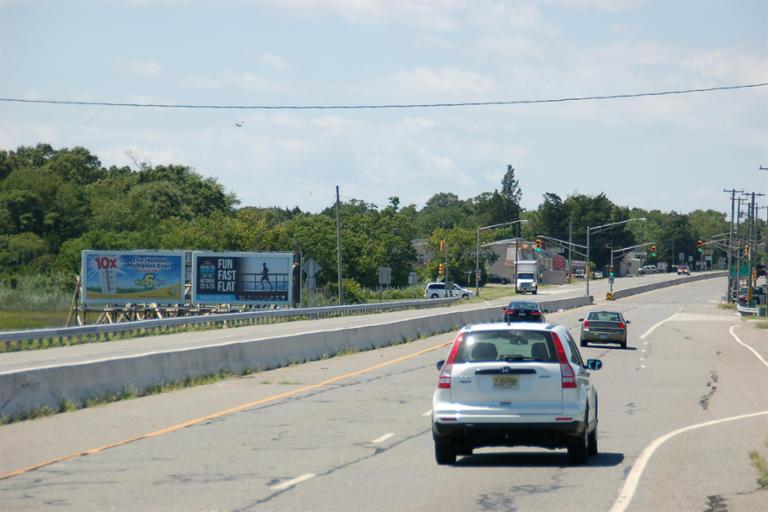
[261,262,272,290]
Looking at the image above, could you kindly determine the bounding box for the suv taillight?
[552,332,577,389]
[582,319,590,330]
[437,333,464,389]
[618,322,626,330]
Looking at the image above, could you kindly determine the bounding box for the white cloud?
[399,117,436,129]
[396,67,498,96]
[311,115,357,132]
[477,35,542,58]
[261,51,287,69]
[179,71,282,92]
[281,0,465,31]
[116,59,163,77]
[544,0,640,12]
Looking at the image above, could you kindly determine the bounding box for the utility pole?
[735,196,743,297]
[724,188,743,301]
[568,216,573,283]
[335,185,343,305]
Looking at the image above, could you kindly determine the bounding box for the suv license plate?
[493,376,519,388]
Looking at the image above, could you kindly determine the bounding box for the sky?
[1,0,767,216]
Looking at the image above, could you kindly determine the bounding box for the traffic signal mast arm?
[535,235,588,259]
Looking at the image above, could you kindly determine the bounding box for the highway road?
[2,277,766,511]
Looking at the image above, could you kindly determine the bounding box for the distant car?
[677,265,690,275]
[639,265,657,275]
[487,274,511,284]
[502,301,545,322]
[424,282,475,299]
[579,310,630,349]
[432,322,603,465]
[573,268,586,279]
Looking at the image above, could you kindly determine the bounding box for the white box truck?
[516,260,539,294]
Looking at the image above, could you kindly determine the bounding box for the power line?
[0,82,765,111]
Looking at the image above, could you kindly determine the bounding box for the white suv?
[424,282,475,299]
[432,322,602,465]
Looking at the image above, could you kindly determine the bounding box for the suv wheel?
[588,427,598,456]
[434,439,457,465]
[461,293,469,299]
[567,410,590,465]
[580,338,587,347]
[430,293,439,299]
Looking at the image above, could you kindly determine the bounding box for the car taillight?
[582,319,590,330]
[618,322,626,330]
[505,309,515,315]
[531,311,541,316]
[552,332,577,389]
[437,333,464,389]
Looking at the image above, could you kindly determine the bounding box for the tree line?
[0,144,744,297]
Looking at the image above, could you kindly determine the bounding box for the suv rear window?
[454,330,557,363]
[427,284,445,290]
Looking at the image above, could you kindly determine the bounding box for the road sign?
[475,270,481,282]
[606,292,614,301]
[378,266,392,286]
[303,258,322,290]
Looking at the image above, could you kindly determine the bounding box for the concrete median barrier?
[610,271,726,301]
[0,295,595,420]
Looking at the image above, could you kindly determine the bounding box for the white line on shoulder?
[270,473,316,491]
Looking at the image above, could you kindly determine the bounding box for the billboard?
[81,251,185,305]
[192,252,293,306]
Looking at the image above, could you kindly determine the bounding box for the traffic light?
[535,239,542,252]
[697,239,703,253]
[744,245,750,257]
[609,265,615,278]
[650,245,657,257]
[438,263,445,275]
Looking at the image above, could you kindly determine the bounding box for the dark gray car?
[579,310,630,348]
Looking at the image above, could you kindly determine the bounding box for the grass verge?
[0,311,69,331]
[749,437,768,489]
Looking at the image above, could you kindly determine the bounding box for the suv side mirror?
[625,320,631,324]
[436,360,445,371]
[586,359,603,371]
[578,318,584,323]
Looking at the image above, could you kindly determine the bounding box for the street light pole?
[585,218,646,296]
[475,219,528,297]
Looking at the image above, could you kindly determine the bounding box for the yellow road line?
[0,340,451,481]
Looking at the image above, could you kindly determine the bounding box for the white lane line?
[729,325,768,368]
[422,410,432,417]
[639,307,683,340]
[372,433,395,444]
[269,473,316,491]
[610,410,768,512]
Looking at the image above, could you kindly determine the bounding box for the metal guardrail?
[0,297,461,345]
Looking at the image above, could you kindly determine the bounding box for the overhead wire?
[0,82,765,110]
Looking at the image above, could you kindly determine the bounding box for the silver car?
[432,322,602,465]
